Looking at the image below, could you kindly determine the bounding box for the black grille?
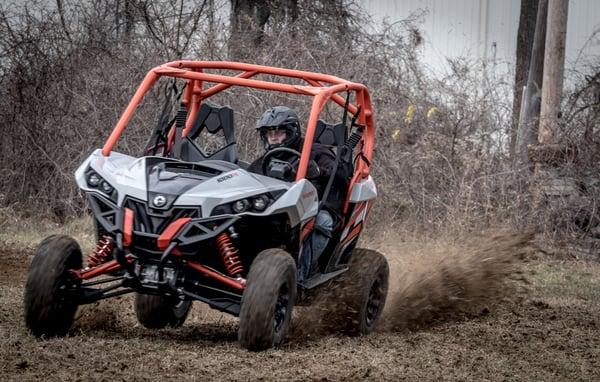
[123,198,201,234]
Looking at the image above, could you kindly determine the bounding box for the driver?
[247,106,335,280]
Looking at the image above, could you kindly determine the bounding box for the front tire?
[238,249,297,351]
[134,294,192,329]
[24,235,83,337]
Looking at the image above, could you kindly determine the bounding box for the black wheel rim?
[56,273,79,308]
[173,300,188,317]
[273,284,289,334]
[365,276,383,327]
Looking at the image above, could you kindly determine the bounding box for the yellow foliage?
[405,105,415,124]
[427,106,438,119]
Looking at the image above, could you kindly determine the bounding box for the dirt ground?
[1,233,599,381]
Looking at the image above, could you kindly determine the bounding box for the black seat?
[313,120,353,220]
[179,103,238,163]
[314,120,347,147]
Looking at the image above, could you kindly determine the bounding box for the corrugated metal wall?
[363,0,600,75]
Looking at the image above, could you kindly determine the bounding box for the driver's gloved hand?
[267,159,294,180]
[306,162,321,179]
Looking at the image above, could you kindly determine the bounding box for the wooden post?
[534,0,573,202]
[538,0,569,145]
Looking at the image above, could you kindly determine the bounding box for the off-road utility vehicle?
[24,61,389,350]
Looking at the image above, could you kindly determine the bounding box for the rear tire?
[238,249,296,351]
[24,235,83,337]
[330,248,389,335]
[134,294,192,329]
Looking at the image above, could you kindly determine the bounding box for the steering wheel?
[261,147,320,180]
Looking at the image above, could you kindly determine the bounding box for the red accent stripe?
[157,218,192,250]
[300,218,316,243]
[348,202,367,225]
[341,222,363,246]
[123,208,134,247]
[187,262,245,290]
[340,202,367,242]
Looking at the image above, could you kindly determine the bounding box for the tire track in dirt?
[0,249,31,285]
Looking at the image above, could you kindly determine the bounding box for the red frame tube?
[72,255,133,280]
[123,208,134,247]
[100,61,375,190]
[187,261,246,290]
[157,217,192,250]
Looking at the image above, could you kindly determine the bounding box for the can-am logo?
[216,172,239,183]
[153,195,167,207]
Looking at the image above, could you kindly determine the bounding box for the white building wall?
[363,0,600,76]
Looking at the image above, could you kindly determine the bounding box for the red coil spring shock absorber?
[86,235,114,268]
[215,232,243,277]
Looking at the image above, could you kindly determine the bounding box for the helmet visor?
[259,123,299,149]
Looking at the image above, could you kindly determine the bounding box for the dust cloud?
[292,231,534,337]
[381,232,533,330]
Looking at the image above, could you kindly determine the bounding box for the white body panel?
[75,150,147,205]
[76,150,319,227]
[348,175,377,203]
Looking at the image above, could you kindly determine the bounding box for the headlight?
[84,168,117,202]
[88,173,101,187]
[252,196,268,211]
[211,190,285,216]
[101,181,113,194]
[232,199,249,213]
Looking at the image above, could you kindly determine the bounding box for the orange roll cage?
[101,61,375,183]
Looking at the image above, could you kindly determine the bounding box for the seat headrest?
[315,120,347,146]
[189,103,235,143]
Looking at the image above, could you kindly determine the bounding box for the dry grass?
[0,212,95,253]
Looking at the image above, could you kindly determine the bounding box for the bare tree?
[228,0,354,58]
[139,0,207,57]
[229,0,271,58]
